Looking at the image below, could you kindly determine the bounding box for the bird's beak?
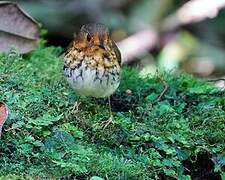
[99,41,107,50]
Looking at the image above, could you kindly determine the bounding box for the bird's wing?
[112,41,121,65]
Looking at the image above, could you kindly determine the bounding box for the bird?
[63,23,121,128]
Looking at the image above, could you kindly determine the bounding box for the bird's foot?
[70,101,81,113]
[100,115,114,129]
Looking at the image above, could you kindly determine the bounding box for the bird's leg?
[101,96,114,129]
[70,97,81,113]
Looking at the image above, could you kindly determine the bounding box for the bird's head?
[74,23,112,51]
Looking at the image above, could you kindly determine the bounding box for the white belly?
[64,63,120,98]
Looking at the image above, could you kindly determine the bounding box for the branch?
[162,0,225,31]
[117,28,158,64]
[118,0,225,63]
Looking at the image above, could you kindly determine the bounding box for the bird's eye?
[86,33,91,42]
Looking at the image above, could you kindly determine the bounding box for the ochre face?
[74,30,112,55]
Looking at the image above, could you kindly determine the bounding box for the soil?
[183,152,221,180]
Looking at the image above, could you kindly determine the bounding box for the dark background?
[10,0,225,80]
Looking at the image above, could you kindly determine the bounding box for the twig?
[153,74,168,104]
[4,127,22,132]
[117,28,158,64]
[162,0,225,31]
[207,78,225,82]
[207,78,225,89]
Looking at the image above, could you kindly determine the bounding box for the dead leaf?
[0,102,8,138]
[0,1,40,54]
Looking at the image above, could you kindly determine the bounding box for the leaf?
[146,92,158,101]
[212,154,225,172]
[0,102,8,137]
[221,172,225,180]
[90,176,104,180]
[61,123,84,139]
[26,114,62,128]
[0,1,40,54]
[155,100,174,115]
[178,175,191,180]
[163,168,176,177]
[44,129,75,150]
[176,148,189,161]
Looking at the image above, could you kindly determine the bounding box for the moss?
[0,46,224,179]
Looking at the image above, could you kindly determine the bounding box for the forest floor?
[0,46,225,179]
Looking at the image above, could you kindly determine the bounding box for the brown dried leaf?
[0,102,8,138]
[0,1,40,54]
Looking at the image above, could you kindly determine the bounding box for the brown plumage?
[64,23,121,98]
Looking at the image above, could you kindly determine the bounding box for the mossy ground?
[0,46,225,179]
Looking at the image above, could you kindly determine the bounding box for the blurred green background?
[11,0,225,79]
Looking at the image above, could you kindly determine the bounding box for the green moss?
[0,46,224,179]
